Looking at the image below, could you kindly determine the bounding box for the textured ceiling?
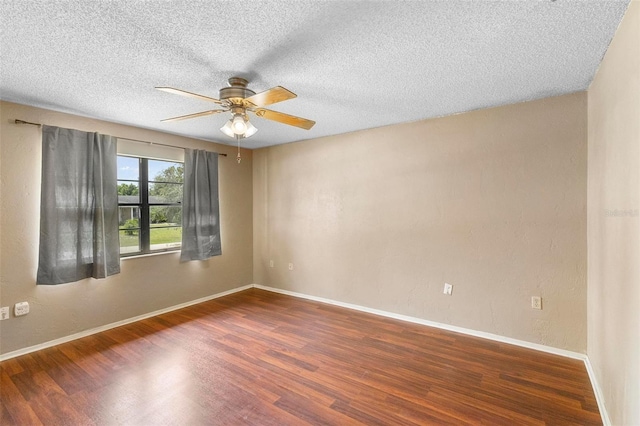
[0,0,630,149]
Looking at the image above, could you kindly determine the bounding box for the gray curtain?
[181,149,221,261]
[37,125,120,284]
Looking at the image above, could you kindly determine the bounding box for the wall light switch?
[269,260,274,268]
[288,263,294,271]
[0,307,9,320]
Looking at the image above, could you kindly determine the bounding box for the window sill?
[121,250,180,261]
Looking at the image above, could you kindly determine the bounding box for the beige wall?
[0,101,253,355]
[254,92,588,352]
[588,1,640,424]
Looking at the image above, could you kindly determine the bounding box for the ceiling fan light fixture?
[231,114,247,134]
[220,114,258,139]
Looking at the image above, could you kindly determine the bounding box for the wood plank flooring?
[1,288,601,425]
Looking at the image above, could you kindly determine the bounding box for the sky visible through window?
[117,156,138,180]
[117,156,180,181]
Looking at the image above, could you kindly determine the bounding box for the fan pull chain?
[236,134,242,164]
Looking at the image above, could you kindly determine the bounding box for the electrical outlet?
[14,302,29,316]
[0,307,9,320]
[443,283,453,295]
[531,296,542,310]
[269,260,274,268]
[288,263,294,271]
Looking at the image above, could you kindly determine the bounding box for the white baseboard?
[252,284,610,426]
[252,284,586,360]
[0,284,253,362]
[584,357,611,426]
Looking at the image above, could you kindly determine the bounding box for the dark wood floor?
[1,288,601,425]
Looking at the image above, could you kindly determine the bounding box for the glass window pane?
[117,156,139,180]
[149,206,182,226]
[150,226,182,251]
[149,182,182,203]
[117,181,140,204]
[148,160,183,183]
[118,207,140,227]
[119,230,140,254]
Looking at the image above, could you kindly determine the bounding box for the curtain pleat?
[37,125,120,284]
[180,149,221,261]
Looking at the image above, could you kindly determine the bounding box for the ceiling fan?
[156,77,315,140]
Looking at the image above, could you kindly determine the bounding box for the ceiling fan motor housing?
[219,77,255,104]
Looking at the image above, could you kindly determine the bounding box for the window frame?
[117,155,184,258]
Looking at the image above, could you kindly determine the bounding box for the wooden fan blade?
[254,109,315,130]
[161,109,225,122]
[245,86,296,108]
[156,87,224,105]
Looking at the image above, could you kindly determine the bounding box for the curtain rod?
[13,119,228,157]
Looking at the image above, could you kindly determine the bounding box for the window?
[117,155,183,256]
